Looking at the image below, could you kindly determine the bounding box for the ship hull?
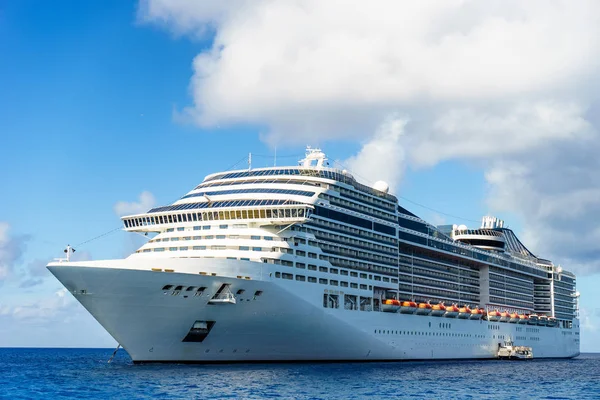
[47,260,581,363]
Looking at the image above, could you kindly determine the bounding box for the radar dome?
[458,224,468,231]
[373,181,389,193]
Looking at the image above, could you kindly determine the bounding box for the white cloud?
[113,191,155,217]
[0,222,29,282]
[139,1,600,274]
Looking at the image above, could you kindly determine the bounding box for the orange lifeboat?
[499,311,511,323]
[487,310,501,322]
[509,313,520,323]
[400,301,417,314]
[469,308,484,320]
[517,314,529,324]
[431,302,446,317]
[458,306,472,319]
[444,304,459,318]
[416,302,433,315]
[381,299,400,313]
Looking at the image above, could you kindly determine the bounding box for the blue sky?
[1,1,598,351]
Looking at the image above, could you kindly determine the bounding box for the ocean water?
[0,349,597,399]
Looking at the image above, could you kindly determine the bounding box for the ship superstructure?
[47,147,580,362]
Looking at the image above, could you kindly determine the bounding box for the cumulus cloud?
[113,191,155,217]
[139,0,600,274]
[0,222,29,282]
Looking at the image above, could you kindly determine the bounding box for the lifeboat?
[527,314,539,325]
[499,311,511,323]
[416,302,433,315]
[487,310,501,322]
[458,306,472,319]
[537,315,548,326]
[547,317,558,327]
[444,304,460,318]
[517,314,529,324]
[400,301,417,314]
[431,303,446,317]
[509,313,520,323]
[469,308,484,320]
[381,299,400,313]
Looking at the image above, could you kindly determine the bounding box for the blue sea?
[0,349,597,399]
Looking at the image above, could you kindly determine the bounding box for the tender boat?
[547,317,558,327]
[381,299,400,313]
[444,304,459,318]
[416,302,432,315]
[517,314,529,324]
[469,308,484,320]
[537,315,548,326]
[458,306,472,319]
[431,303,446,317]
[400,301,417,314]
[497,339,533,360]
[509,313,520,323]
[527,314,539,325]
[487,310,501,322]
[499,311,511,323]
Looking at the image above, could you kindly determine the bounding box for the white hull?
[48,259,580,363]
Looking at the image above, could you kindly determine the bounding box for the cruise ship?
[47,147,580,362]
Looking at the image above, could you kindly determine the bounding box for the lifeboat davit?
[469,308,484,320]
[499,311,511,323]
[381,299,400,313]
[517,314,529,324]
[458,306,472,319]
[400,301,417,314]
[527,314,539,325]
[416,302,433,315]
[537,315,548,326]
[444,304,459,318]
[431,303,446,317]
[509,313,520,323]
[547,317,558,327]
[487,310,501,322]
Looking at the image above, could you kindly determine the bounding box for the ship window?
[308,277,317,283]
[186,286,196,291]
[239,246,249,251]
[177,227,184,231]
[340,270,348,276]
[350,272,358,277]
[330,280,339,286]
[193,246,206,250]
[216,235,226,239]
[236,289,245,295]
[330,268,338,274]
[282,273,293,280]
[360,284,367,290]
[319,278,328,285]
[254,290,263,296]
[264,236,273,241]
[275,272,281,278]
[169,247,177,251]
[171,238,179,241]
[296,275,305,281]
[308,264,317,271]
[252,247,262,251]
[360,273,367,279]
[351,283,358,288]
[319,267,328,273]
[175,286,183,291]
[220,224,228,229]
[205,235,214,239]
[194,226,201,231]
[296,263,306,269]
[340,281,348,287]
[167,228,174,232]
[374,276,381,281]
[203,226,211,230]
[162,285,173,290]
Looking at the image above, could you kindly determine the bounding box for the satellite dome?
[458,224,468,231]
[373,181,389,194]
